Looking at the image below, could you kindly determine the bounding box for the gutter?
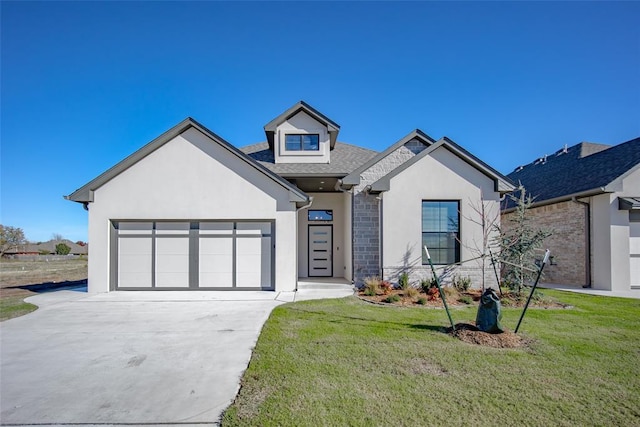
[572,197,592,288]
[502,187,608,214]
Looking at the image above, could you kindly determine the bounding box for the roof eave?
[501,187,609,213]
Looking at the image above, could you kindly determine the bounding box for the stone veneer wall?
[501,200,588,286]
[352,140,427,286]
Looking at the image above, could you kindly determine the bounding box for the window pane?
[303,134,319,150]
[308,210,333,221]
[285,134,301,151]
[200,222,233,235]
[422,201,460,265]
[285,134,319,151]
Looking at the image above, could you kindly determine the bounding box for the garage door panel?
[118,238,152,288]
[155,237,190,288]
[236,238,261,287]
[199,238,233,288]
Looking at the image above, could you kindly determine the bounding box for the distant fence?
[3,254,87,261]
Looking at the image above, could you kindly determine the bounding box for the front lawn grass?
[0,295,37,321]
[222,290,640,426]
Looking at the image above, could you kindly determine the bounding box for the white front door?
[309,225,332,277]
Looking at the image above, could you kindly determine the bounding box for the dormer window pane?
[285,134,319,151]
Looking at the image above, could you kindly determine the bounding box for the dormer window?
[285,134,319,151]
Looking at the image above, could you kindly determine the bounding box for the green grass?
[0,295,37,321]
[222,290,640,426]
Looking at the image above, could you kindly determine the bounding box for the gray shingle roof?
[240,141,378,176]
[505,137,640,207]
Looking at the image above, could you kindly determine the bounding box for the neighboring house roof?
[342,129,436,186]
[6,240,88,255]
[241,141,377,177]
[505,137,640,208]
[65,117,309,206]
[366,136,515,194]
[263,101,341,150]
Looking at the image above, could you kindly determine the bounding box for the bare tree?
[51,233,64,242]
[461,199,501,291]
[494,186,551,294]
[0,225,27,257]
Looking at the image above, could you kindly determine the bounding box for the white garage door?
[113,221,273,290]
[630,214,640,289]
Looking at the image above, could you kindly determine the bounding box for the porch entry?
[308,225,332,277]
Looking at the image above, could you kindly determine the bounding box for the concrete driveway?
[1,287,331,426]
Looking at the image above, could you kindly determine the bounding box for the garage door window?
[113,221,273,290]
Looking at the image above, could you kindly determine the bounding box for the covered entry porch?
[297,191,353,281]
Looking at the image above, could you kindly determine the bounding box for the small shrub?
[458,295,473,305]
[363,276,381,296]
[398,272,410,290]
[380,281,393,295]
[427,287,440,301]
[384,294,401,303]
[363,285,378,296]
[416,297,427,305]
[420,277,437,293]
[453,275,472,292]
[443,286,460,299]
[405,287,419,299]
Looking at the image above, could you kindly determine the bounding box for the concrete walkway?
[539,283,640,299]
[0,283,353,426]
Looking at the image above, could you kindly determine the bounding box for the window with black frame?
[421,201,460,265]
[308,210,333,221]
[285,134,319,151]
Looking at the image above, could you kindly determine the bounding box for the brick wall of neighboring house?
[501,200,588,286]
[352,139,427,286]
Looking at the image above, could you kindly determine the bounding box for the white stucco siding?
[275,111,330,164]
[380,147,501,287]
[87,127,298,293]
[591,167,640,292]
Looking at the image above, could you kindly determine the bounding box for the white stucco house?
[67,101,514,293]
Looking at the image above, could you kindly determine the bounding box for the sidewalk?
[539,283,640,299]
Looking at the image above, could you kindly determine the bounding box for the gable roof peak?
[65,117,309,206]
[263,101,341,150]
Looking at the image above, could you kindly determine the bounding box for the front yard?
[223,290,640,426]
[0,258,87,321]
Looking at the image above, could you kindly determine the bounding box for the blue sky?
[1,1,638,243]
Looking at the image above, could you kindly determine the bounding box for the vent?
[533,155,547,165]
[555,144,568,156]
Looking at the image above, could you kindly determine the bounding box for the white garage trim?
[111,220,275,291]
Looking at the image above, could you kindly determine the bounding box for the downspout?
[572,197,592,288]
[295,196,314,292]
